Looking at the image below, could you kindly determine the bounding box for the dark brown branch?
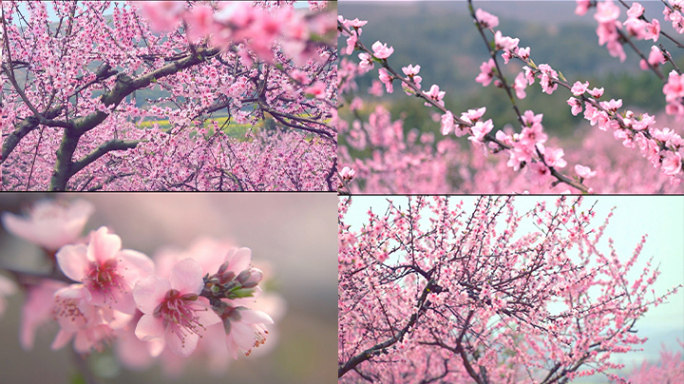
[69,139,142,177]
[338,280,434,378]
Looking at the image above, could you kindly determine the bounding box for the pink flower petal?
[135,314,166,341]
[239,308,274,325]
[51,329,72,350]
[134,276,171,313]
[118,250,155,289]
[88,227,121,263]
[169,258,203,295]
[192,300,222,327]
[226,248,252,273]
[56,244,89,282]
[165,325,199,357]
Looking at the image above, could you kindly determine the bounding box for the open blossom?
[537,64,558,94]
[494,30,519,52]
[594,0,620,24]
[1,199,94,251]
[139,1,185,33]
[371,41,394,59]
[568,97,583,116]
[358,52,374,73]
[475,8,499,29]
[588,87,604,98]
[184,4,219,44]
[134,258,221,357]
[575,164,597,179]
[575,0,590,16]
[662,152,683,176]
[402,64,420,77]
[571,81,589,96]
[527,161,551,185]
[476,59,496,87]
[57,227,154,314]
[425,84,446,107]
[543,147,567,168]
[441,111,454,135]
[51,284,133,353]
[378,68,393,93]
[640,46,666,71]
[469,119,494,144]
[222,307,273,359]
[340,166,356,180]
[513,72,528,99]
[19,279,67,350]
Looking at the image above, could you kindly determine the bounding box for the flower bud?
[237,268,264,288]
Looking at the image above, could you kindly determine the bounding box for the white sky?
[342,196,684,376]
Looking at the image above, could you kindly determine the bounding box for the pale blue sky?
[12,1,309,23]
[342,196,684,377]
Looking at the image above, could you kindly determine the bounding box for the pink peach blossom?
[51,284,133,353]
[1,199,94,251]
[475,8,499,29]
[222,307,273,359]
[575,164,597,179]
[134,258,221,357]
[371,41,394,59]
[56,227,154,314]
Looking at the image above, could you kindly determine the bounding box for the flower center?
[53,297,87,327]
[153,289,205,346]
[86,258,124,295]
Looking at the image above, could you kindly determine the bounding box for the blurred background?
[0,193,337,384]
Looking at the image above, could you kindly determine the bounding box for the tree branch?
[70,139,142,178]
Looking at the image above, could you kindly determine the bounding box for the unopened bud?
[236,270,252,284]
[237,268,264,288]
[217,260,230,276]
[221,271,236,284]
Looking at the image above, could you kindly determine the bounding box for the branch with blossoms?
[337,16,590,193]
[471,0,684,188]
[0,199,277,382]
[338,196,682,384]
[338,0,684,193]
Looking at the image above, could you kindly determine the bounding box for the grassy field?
[136,116,258,139]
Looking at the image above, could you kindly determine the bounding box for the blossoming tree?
[338,0,684,193]
[338,196,681,383]
[1,1,337,191]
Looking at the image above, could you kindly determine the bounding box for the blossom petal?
[56,244,89,282]
[165,325,199,357]
[118,250,155,289]
[133,276,170,313]
[193,300,222,327]
[226,247,252,273]
[239,308,274,325]
[88,227,121,263]
[51,329,73,350]
[135,314,166,341]
[169,258,203,294]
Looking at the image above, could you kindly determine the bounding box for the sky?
[11,1,309,23]
[342,195,684,377]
